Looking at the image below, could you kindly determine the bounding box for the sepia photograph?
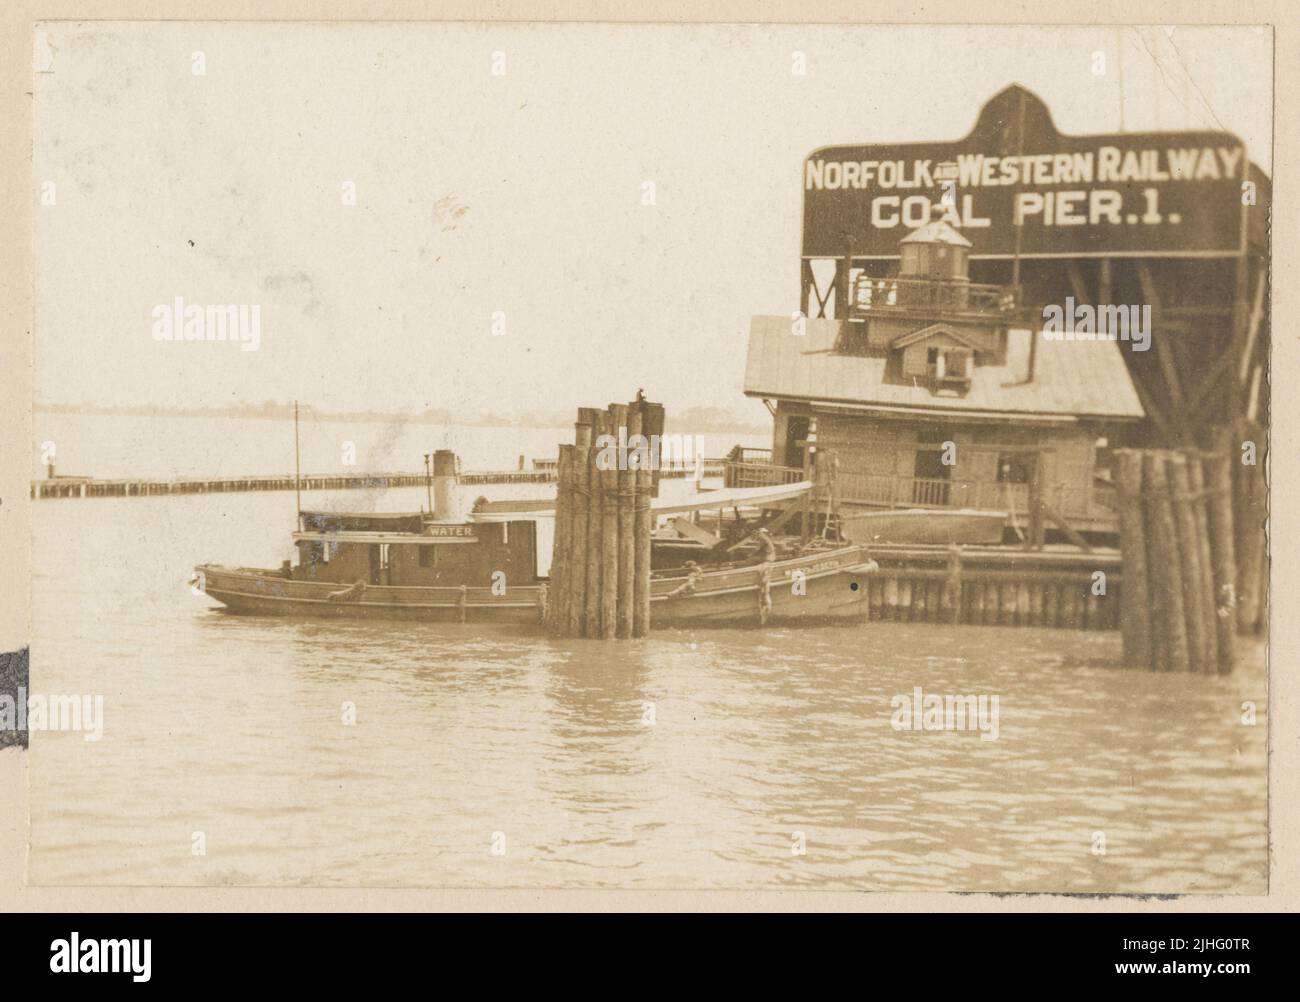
[5,15,1274,908]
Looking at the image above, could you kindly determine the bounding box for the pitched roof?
[900,221,972,247]
[891,323,980,350]
[743,316,1145,420]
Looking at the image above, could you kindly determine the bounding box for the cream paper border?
[0,1,1290,913]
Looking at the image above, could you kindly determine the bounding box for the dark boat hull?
[838,507,1008,545]
[194,545,876,629]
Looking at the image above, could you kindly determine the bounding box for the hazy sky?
[34,22,1272,421]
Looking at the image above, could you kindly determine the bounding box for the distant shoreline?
[33,403,769,437]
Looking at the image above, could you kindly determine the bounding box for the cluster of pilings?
[1231,420,1268,635]
[545,399,665,639]
[1114,447,1238,672]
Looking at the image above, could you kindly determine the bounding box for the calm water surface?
[28,484,1267,892]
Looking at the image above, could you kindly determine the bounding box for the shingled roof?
[743,316,1145,420]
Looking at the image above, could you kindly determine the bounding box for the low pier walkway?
[31,461,726,499]
[864,543,1123,630]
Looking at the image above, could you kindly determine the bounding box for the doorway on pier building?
[912,426,952,506]
[785,415,811,470]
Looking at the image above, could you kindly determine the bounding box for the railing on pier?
[834,470,1114,521]
[722,458,1119,528]
[849,275,1018,318]
[725,445,777,466]
[724,460,805,490]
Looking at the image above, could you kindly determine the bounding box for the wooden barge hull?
[195,566,546,624]
[194,546,876,628]
[838,507,1008,546]
[650,547,876,626]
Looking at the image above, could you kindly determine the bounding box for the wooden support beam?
[1025,454,1045,549]
[722,500,806,555]
[1130,373,1173,441]
[1237,266,1267,385]
[1136,262,1184,429]
[670,517,721,548]
[1184,339,1239,418]
[1042,498,1092,552]
[1065,259,1091,304]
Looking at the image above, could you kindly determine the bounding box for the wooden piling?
[942,548,962,625]
[1042,580,1057,627]
[547,446,572,632]
[1168,453,1209,672]
[639,402,666,497]
[567,442,590,638]
[1115,451,1152,668]
[631,404,653,638]
[1234,420,1267,632]
[616,407,637,638]
[583,411,607,637]
[572,411,598,635]
[600,405,624,639]
[1186,453,1219,669]
[1145,452,1190,672]
[1203,444,1238,672]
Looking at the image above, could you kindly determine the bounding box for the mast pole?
[294,400,302,529]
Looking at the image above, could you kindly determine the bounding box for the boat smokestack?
[432,449,459,521]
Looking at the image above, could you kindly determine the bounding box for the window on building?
[997,453,1034,484]
[419,545,435,568]
[944,350,971,378]
[1093,436,1114,481]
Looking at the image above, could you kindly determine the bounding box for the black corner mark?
[1,647,29,750]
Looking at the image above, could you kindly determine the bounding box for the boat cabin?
[291,510,545,588]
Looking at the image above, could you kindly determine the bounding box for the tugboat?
[192,453,876,628]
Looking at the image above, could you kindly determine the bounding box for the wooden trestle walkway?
[31,461,725,499]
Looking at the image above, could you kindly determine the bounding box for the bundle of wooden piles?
[545,399,665,639]
[1232,420,1268,636]
[1114,447,1237,672]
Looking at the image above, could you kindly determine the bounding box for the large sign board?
[802,86,1248,260]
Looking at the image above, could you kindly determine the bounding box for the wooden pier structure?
[31,460,724,500]
[862,544,1122,630]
